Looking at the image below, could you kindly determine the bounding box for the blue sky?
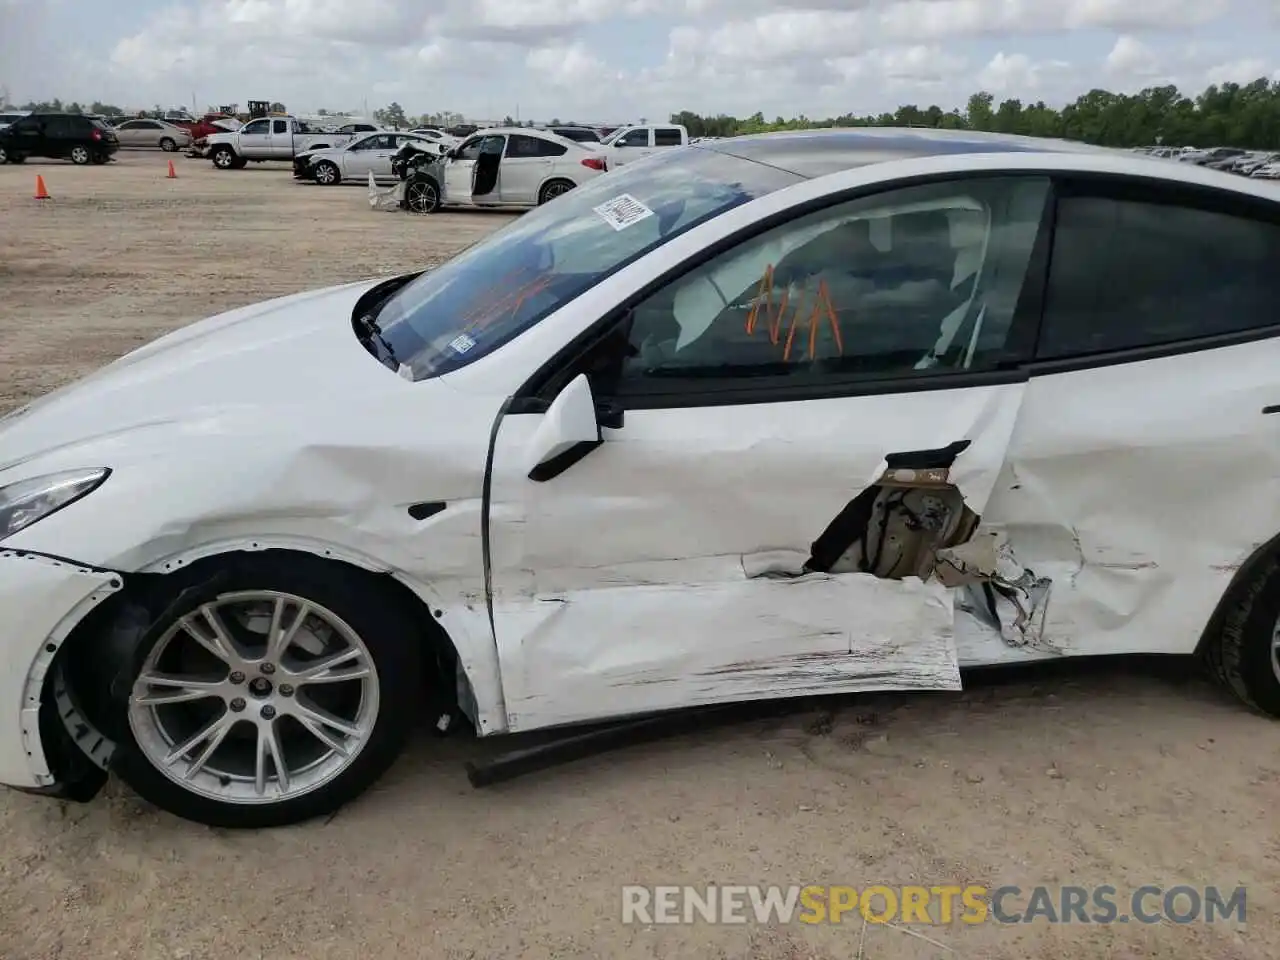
[2,0,1279,123]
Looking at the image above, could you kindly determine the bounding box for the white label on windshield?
[450,333,476,354]
[593,193,654,231]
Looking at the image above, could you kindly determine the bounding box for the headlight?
[0,468,110,542]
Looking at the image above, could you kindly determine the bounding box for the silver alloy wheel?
[128,591,380,805]
[70,145,90,164]
[314,162,337,184]
[407,179,437,212]
[160,137,176,152]
[213,149,233,168]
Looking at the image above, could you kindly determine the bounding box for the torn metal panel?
[368,171,406,211]
[936,528,1054,649]
[501,574,958,732]
[0,550,122,787]
[487,382,1021,732]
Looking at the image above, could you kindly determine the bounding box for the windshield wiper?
[357,313,398,367]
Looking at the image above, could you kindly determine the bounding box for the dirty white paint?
[0,550,120,786]
[501,574,958,731]
[486,378,1016,730]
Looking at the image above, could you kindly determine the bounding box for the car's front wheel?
[159,137,177,152]
[405,176,441,213]
[108,553,422,828]
[211,146,237,169]
[312,160,340,185]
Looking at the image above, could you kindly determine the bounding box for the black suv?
[0,113,119,165]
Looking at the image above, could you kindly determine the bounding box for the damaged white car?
[5,128,1280,828]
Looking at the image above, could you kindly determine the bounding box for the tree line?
[674,79,1280,148]
[13,76,1280,148]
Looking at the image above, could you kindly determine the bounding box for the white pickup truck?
[600,123,690,168]
[203,116,383,169]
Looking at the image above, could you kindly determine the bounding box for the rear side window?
[1037,193,1280,359]
[272,119,289,134]
[654,128,683,147]
[45,116,74,137]
[507,134,567,158]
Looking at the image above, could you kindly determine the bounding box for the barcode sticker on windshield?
[593,194,654,231]
[450,333,476,354]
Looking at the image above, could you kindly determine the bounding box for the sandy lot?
[0,152,1277,960]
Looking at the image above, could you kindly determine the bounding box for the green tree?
[374,101,408,127]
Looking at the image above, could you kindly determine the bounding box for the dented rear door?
[486,174,1053,732]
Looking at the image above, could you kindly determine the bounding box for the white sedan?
[4,129,1280,828]
[300,132,434,185]
[401,126,606,212]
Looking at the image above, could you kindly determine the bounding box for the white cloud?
[5,0,1267,122]
[1204,57,1276,85]
[1105,36,1162,78]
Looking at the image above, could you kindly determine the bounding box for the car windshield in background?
[374,147,803,380]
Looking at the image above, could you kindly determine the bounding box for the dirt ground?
[0,152,1277,960]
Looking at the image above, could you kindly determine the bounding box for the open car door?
[471,134,504,199]
[482,174,1054,733]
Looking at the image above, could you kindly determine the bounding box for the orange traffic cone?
[34,175,50,200]
[167,160,176,179]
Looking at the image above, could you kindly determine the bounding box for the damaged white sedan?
[5,128,1280,828]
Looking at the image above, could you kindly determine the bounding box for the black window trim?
[512,168,1057,412]
[1023,171,1280,376]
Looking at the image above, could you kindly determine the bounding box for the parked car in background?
[401,127,606,212]
[185,114,242,141]
[0,110,31,130]
[296,132,436,184]
[113,118,193,152]
[1250,159,1280,179]
[408,128,460,151]
[187,120,244,159]
[0,112,119,164]
[204,116,385,169]
[546,125,602,144]
[599,123,690,168]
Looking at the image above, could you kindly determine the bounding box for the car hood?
[0,279,407,473]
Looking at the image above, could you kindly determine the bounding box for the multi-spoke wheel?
[109,554,421,827]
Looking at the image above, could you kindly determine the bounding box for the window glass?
[242,119,269,135]
[375,147,802,379]
[272,119,289,134]
[507,134,567,158]
[654,128,683,147]
[455,136,484,160]
[44,116,74,137]
[1038,195,1280,359]
[617,128,650,147]
[611,176,1050,393]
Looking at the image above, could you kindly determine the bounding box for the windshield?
[372,146,803,380]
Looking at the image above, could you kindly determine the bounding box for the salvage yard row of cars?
[6,127,1280,830]
[1133,144,1280,178]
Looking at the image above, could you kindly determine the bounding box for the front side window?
[616,128,650,147]
[373,148,805,378]
[455,136,485,161]
[242,120,269,135]
[1037,192,1280,359]
[609,176,1050,394]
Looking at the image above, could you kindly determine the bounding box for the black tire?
[313,160,340,185]
[91,153,107,165]
[230,156,249,169]
[1207,554,1280,716]
[159,137,177,152]
[211,146,237,169]
[70,145,91,165]
[538,179,576,205]
[108,553,423,828]
[0,145,8,164]
[405,176,441,213]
